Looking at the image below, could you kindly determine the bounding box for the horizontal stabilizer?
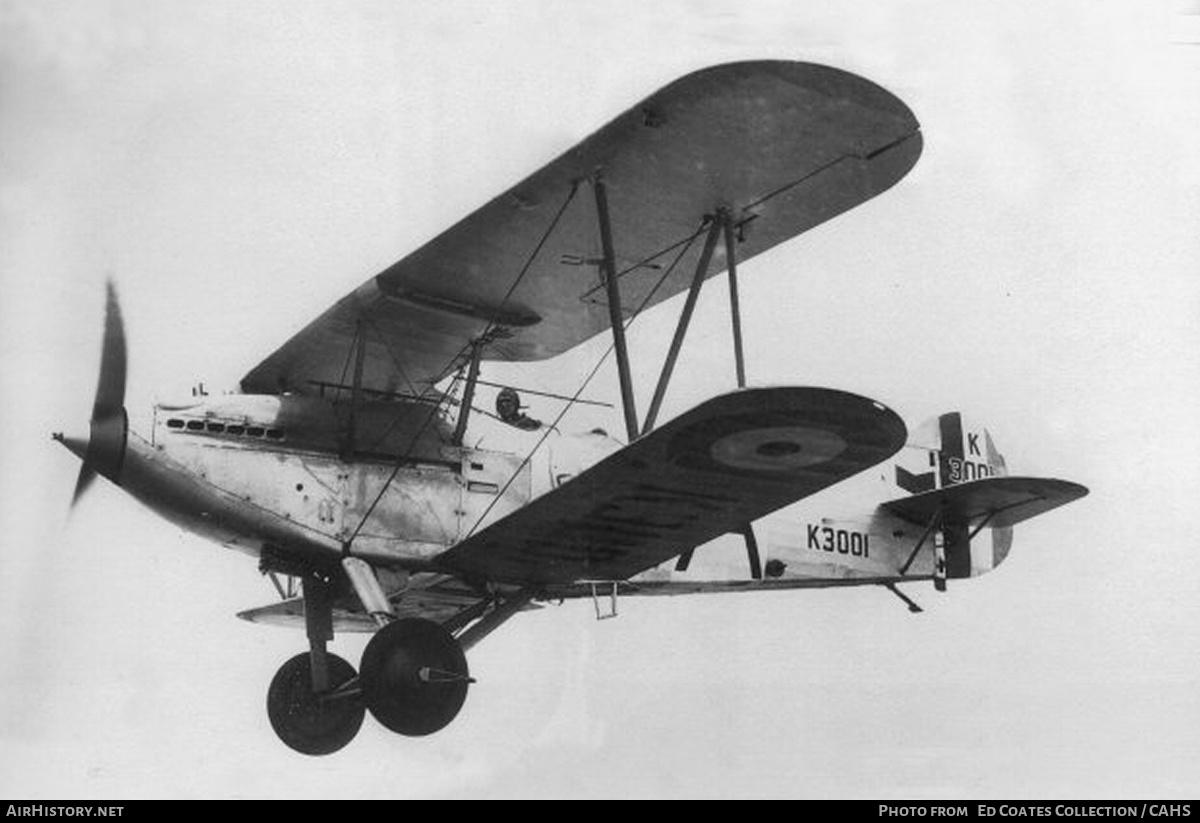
[437,387,907,585]
[881,476,1088,528]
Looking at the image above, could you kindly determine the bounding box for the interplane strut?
[592,170,640,442]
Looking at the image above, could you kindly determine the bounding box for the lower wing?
[436,386,908,586]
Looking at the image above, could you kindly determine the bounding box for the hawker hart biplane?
[55,61,1087,754]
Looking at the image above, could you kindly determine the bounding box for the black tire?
[360,618,469,737]
[267,652,364,755]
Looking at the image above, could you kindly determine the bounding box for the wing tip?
[661,59,921,128]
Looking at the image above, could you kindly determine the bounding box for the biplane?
[55,61,1087,754]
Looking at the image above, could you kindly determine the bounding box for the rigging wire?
[356,326,454,455]
[343,368,463,545]
[484,179,580,338]
[462,218,709,540]
[344,180,581,546]
[614,228,715,279]
[343,179,583,462]
[361,313,424,401]
[329,322,361,405]
[436,178,582,387]
[470,377,612,408]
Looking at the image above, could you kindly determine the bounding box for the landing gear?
[267,652,364,755]
[264,569,474,752]
[360,618,471,737]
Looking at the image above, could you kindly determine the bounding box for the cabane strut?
[451,339,484,447]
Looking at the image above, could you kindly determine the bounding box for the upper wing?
[435,387,907,586]
[241,61,922,396]
[881,476,1090,528]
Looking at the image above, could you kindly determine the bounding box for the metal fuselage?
[114,394,616,573]
[101,394,1012,593]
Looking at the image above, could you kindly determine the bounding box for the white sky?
[2,0,1199,799]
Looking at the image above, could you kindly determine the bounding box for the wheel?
[267,652,364,755]
[360,618,470,737]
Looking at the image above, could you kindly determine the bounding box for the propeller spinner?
[54,281,129,505]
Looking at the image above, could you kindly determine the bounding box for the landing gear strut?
[360,618,471,737]
[266,572,365,755]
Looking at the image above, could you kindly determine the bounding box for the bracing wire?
[462,218,709,540]
[344,368,464,545]
[330,322,361,405]
[345,181,581,546]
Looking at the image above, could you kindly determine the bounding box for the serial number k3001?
[806,524,870,558]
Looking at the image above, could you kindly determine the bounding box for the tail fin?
[936,412,1006,484]
[900,411,1008,487]
[933,413,1015,573]
[893,413,1025,579]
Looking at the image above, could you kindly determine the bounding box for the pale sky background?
[2,0,1199,799]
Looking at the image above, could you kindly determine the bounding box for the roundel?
[708,426,846,472]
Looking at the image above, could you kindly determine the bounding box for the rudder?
[898,412,1015,580]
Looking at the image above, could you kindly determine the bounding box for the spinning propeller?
[54,281,128,505]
